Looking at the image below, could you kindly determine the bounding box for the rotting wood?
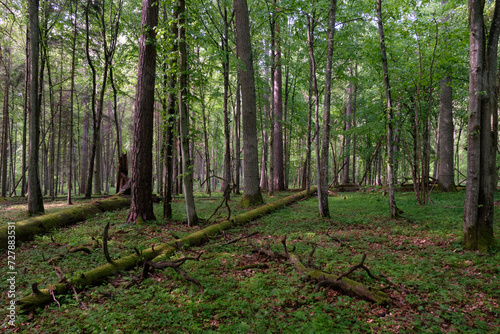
[0,195,131,249]
[19,187,316,312]
[251,236,391,305]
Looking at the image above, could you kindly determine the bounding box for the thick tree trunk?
[464,0,500,251]
[178,0,199,225]
[127,0,159,224]
[234,0,264,207]
[376,0,399,219]
[27,0,44,215]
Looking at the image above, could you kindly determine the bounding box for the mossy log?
[19,188,316,312]
[0,196,131,249]
[289,253,390,304]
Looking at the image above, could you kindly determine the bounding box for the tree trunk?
[234,0,264,207]
[376,0,399,219]
[28,0,44,215]
[178,0,199,225]
[273,2,285,191]
[220,5,231,194]
[80,110,89,195]
[260,69,270,191]
[437,1,456,192]
[1,46,10,198]
[67,5,77,204]
[318,0,337,218]
[464,0,500,251]
[233,81,241,194]
[304,15,316,194]
[437,75,456,192]
[22,28,29,196]
[127,0,159,224]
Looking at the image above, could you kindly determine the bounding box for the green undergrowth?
[1,190,499,333]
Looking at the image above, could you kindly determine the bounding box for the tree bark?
[376,0,399,219]
[127,0,159,224]
[219,3,231,194]
[437,75,456,192]
[233,81,241,194]
[178,0,199,225]
[464,0,500,251]
[305,15,317,197]
[318,0,337,218]
[273,1,284,191]
[234,0,264,207]
[1,46,10,198]
[162,5,178,219]
[27,0,44,215]
[67,4,78,204]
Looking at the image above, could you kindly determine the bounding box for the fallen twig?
[223,231,258,246]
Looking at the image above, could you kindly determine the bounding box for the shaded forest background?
[0,0,497,246]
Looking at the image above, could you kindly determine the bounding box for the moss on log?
[0,196,131,249]
[19,188,316,312]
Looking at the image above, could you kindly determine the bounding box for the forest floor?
[1,189,499,333]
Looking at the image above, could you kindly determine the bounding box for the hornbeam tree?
[127,0,159,223]
[463,0,500,251]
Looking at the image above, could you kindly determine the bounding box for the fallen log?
[19,188,316,312]
[0,195,131,249]
[288,253,390,304]
[251,237,391,304]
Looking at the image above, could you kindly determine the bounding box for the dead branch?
[223,231,258,246]
[251,236,390,304]
[140,252,204,291]
[205,184,233,223]
[336,254,376,281]
[326,227,345,246]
